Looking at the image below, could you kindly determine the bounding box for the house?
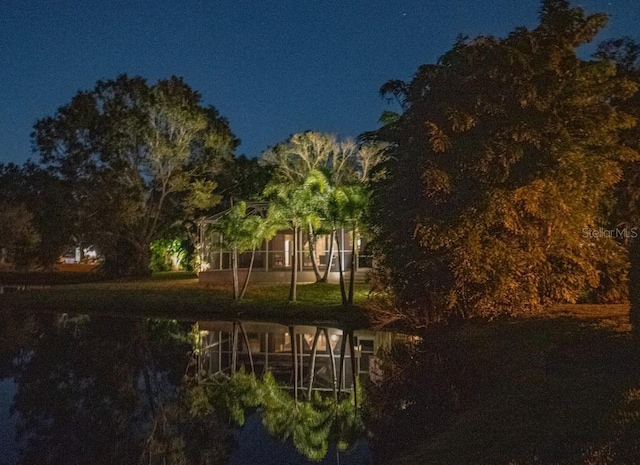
[197,202,372,285]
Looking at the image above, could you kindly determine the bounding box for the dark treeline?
[0,76,270,276]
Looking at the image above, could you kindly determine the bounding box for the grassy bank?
[376,304,640,465]
[0,272,371,326]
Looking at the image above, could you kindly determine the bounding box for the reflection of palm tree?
[190,324,366,462]
[230,320,254,374]
[337,331,359,408]
[259,372,327,460]
[259,372,364,461]
[307,328,360,408]
[307,327,339,400]
[307,327,322,399]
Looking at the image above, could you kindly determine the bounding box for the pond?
[0,311,408,465]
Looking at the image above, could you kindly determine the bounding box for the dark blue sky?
[0,0,637,165]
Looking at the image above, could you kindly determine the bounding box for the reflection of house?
[197,202,372,284]
[193,320,399,396]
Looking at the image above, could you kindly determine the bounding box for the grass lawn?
[0,271,371,326]
[379,303,640,465]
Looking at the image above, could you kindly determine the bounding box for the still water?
[0,312,403,465]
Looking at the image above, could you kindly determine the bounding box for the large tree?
[33,75,237,276]
[370,0,637,325]
[597,38,640,329]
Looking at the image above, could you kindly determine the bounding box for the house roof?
[201,201,270,225]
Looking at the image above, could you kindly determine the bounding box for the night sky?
[1,0,637,165]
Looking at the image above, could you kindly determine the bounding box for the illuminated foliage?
[370,0,638,323]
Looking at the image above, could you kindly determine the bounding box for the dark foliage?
[33,75,237,276]
[369,0,637,324]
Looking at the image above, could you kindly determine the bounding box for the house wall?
[201,228,357,274]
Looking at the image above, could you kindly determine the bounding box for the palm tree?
[239,214,280,299]
[212,202,265,299]
[325,185,369,305]
[264,170,329,302]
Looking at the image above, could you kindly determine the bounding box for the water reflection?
[191,321,394,399]
[1,313,191,465]
[189,320,399,462]
[0,312,402,464]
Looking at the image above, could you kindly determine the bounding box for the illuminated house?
[197,202,371,285]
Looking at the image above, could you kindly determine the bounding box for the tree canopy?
[370,0,638,325]
[33,74,238,275]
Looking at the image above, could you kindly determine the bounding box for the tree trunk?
[132,241,152,277]
[323,327,338,401]
[307,328,322,398]
[336,229,347,306]
[239,248,256,300]
[289,225,298,302]
[289,326,298,402]
[307,224,322,282]
[321,228,336,283]
[232,249,239,300]
[337,331,347,397]
[348,225,357,305]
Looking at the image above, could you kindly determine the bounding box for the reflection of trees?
[2,314,234,465]
[190,369,365,461]
[10,315,150,463]
[0,310,52,379]
[366,335,473,463]
[188,320,367,460]
[1,313,367,463]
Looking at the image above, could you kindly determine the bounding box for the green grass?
[0,273,371,326]
[378,304,640,465]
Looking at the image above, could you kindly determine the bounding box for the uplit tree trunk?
[289,225,298,302]
[307,224,322,282]
[239,247,256,300]
[231,249,239,300]
[321,228,336,283]
[335,229,347,306]
[132,240,152,277]
[348,224,357,305]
